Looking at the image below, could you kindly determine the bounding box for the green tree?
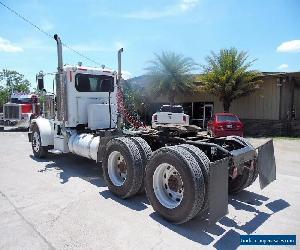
[0,69,31,92]
[0,69,31,106]
[145,52,197,105]
[199,48,262,112]
[0,86,9,107]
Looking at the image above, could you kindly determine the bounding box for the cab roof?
[63,65,116,75]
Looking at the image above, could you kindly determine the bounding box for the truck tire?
[103,137,143,199]
[145,146,205,224]
[0,126,4,131]
[228,136,259,189]
[228,135,253,148]
[129,137,152,193]
[178,144,210,215]
[228,161,257,194]
[235,137,259,188]
[247,161,259,187]
[31,124,48,158]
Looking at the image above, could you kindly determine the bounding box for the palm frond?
[199,48,262,111]
[145,51,197,103]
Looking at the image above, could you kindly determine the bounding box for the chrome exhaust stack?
[117,48,124,130]
[117,48,124,85]
[53,34,67,123]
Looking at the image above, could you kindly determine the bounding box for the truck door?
[203,104,213,129]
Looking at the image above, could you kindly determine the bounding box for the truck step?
[48,149,63,154]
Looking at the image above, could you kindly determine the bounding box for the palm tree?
[199,48,262,112]
[145,52,197,105]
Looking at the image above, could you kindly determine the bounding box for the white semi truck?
[28,34,276,224]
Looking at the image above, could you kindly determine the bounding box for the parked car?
[152,105,189,128]
[207,113,244,137]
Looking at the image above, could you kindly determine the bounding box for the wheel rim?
[107,151,127,186]
[153,163,184,209]
[32,131,40,152]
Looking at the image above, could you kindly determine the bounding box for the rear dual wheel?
[103,138,208,224]
[145,146,206,224]
[130,137,152,193]
[178,144,210,215]
[103,137,144,199]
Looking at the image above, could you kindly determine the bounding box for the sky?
[0,0,299,90]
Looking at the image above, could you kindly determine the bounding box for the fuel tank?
[68,133,100,161]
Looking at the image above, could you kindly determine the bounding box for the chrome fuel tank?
[68,133,100,161]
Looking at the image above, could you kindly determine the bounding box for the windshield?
[10,98,32,104]
[217,115,239,122]
[160,106,184,113]
[75,74,114,92]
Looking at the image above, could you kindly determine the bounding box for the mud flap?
[28,132,32,142]
[257,139,276,189]
[208,157,229,224]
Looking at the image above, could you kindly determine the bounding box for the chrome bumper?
[0,119,30,128]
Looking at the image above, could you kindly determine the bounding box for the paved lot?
[0,131,299,249]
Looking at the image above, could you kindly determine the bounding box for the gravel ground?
[0,131,299,250]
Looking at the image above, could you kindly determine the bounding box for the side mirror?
[37,78,44,91]
[36,71,44,91]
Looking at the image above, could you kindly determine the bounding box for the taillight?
[214,122,223,130]
[183,116,186,122]
[236,123,243,129]
[153,114,158,122]
[21,104,32,113]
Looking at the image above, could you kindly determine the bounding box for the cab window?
[75,73,114,92]
[160,106,184,113]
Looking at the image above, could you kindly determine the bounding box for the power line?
[60,42,102,66]
[0,0,102,66]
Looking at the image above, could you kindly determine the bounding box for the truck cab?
[0,93,40,130]
[62,65,118,130]
[30,62,119,154]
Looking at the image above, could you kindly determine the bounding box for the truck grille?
[3,104,21,120]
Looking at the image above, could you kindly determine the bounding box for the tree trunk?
[223,101,231,113]
[169,93,175,105]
